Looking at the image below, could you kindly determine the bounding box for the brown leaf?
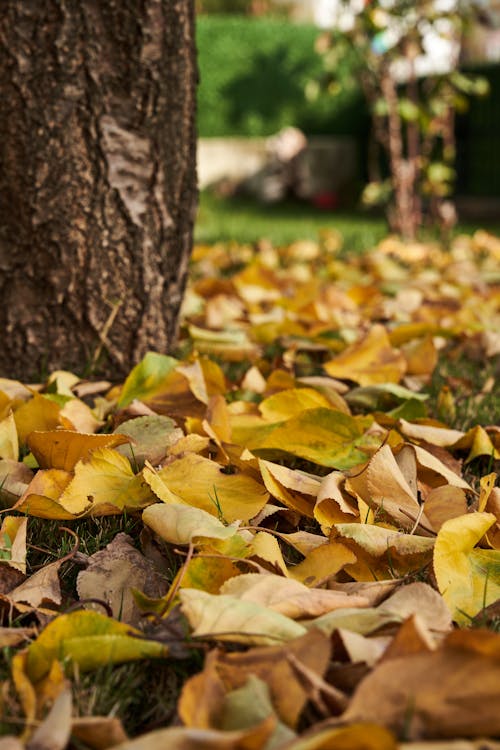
[76,533,168,626]
[213,629,331,729]
[341,629,500,739]
[71,716,129,750]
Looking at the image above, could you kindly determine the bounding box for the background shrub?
[196,16,368,138]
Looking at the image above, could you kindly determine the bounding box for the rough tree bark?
[0,0,197,380]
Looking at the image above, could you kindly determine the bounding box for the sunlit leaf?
[142,502,242,546]
[144,453,269,523]
[433,512,500,624]
[324,325,406,385]
[14,469,74,519]
[0,411,18,461]
[28,430,131,471]
[13,393,67,445]
[58,448,155,516]
[240,408,380,470]
[259,388,332,421]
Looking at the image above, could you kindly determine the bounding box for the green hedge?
[196,16,368,137]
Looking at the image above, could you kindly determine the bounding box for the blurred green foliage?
[196,16,368,137]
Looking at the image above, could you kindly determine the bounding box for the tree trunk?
[0,0,197,380]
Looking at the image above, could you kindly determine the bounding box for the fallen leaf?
[76,533,167,626]
[423,485,468,532]
[0,411,18,461]
[208,629,331,728]
[143,503,242,547]
[341,629,500,739]
[96,718,276,750]
[71,716,129,750]
[240,409,381,470]
[332,524,435,581]
[144,453,269,523]
[433,512,500,624]
[25,610,169,682]
[118,352,179,408]
[282,722,397,749]
[179,588,306,645]
[14,393,68,445]
[259,388,333,421]
[58,448,155,516]
[28,430,131,471]
[26,688,72,750]
[324,325,407,385]
[10,558,63,609]
[345,444,426,531]
[220,573,369,619]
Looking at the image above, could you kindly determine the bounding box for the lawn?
[196,190,500,249]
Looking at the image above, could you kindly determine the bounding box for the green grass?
[195,191,386,250]
[195,191,500,250]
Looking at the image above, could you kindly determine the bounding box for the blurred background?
[195,0,500,245]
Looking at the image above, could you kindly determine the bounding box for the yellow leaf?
[13,393,66,445]
[25,610,168,682]
[144,453,269,523]
[452,425,500,464]
[288,541,357,586]
[241,408,380,470]
[434,512,500,624]
[58,448,154,516]
[142,503,242,546]
[401,335,438,376]
[0,411,18,461]
[179,588,306,645]
[284,723,397,749]
[204,393,232,444]
[258,388,332,421]
[0,516,27,573]
[14,469,75,519]
[28,430,131,471]
[249,531,289,576]
[324,325,406,385]
[172,555,242,594]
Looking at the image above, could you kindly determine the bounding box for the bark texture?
[0,0,197,379]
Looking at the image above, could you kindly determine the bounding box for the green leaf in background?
[118,352,179,407]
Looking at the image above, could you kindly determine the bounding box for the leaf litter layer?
[1,230,500,748]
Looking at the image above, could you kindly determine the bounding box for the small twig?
[89,296,124,373]
[162,541,195,609]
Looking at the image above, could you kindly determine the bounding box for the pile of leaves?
[1,229,500,749]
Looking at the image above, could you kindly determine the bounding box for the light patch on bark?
[100,115,152,228]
